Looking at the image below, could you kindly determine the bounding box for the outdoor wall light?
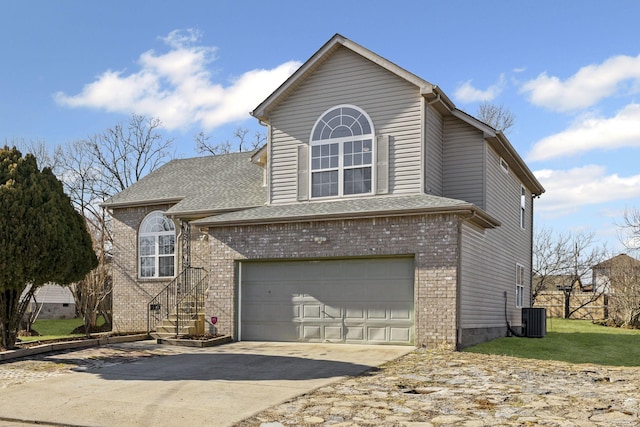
[313,236,327,244]
[198,227,209,241]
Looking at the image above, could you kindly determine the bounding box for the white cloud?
[454,75,505,103]
[55,29,302,130]
[528,104,640,161]
[534,165,640,217]
[520,54,640,112]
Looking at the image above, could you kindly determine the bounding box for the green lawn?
[464,318,640,367]
[19,317,105,342]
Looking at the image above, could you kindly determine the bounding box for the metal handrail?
[175,271,208,336]
[147,267,207,336]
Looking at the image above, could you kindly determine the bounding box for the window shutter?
[376,135,389,194]
[297,144,309,201]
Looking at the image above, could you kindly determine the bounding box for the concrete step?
[154,313,206,336]
[156,324,198,336]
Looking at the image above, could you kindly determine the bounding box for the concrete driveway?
[0,340,412,427]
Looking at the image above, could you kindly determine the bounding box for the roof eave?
[193,205,500,229]
[422,86,455,113]
[250,144,268,165]
[101,197,184,210]
[490,132,545,196]
[450,109,545,196]
[165,204,265,220]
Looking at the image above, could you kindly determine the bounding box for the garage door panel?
[325,326,343,340]
[243,322,300,341]
[345,326,364,341]
[390,327,411,342]
[240,258,414,345]
[390,306,412,319]
[242,302,294,322]
[367,308,387,320]
[303,325,321,339]
[368,327,387,342]
[345,307,364,319]
[323,305,341,319]
[358,262,409,280]
[303,304,322,319]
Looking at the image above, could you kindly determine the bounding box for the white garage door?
[239,258,414,345]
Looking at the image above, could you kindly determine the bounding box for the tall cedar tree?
[0,147,97,349]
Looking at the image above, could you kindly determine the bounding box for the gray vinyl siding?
[442,117,485,208]
[460,224,507,328]
[424,104,443,196]
[269,46,423,204]
[459,145,532,329]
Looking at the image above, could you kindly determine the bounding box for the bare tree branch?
[533,226,608,318]
[87,114,173,194]
[54,114,173,333]
[477,102,515,134]
[620,208,640,252]
[6,138,58,170]
[195,126,265,155]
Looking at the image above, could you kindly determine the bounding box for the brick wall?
[111,204,211,332]
[206,213,461,348]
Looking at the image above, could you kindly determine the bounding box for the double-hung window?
[516,263,525,308]
[139,211,176,278]
[310,105,374,198]
[520,186,526,229]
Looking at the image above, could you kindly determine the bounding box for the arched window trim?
[308,104,375,198]
[138,210,176,279]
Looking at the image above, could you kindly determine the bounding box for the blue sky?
[2,1,640,252]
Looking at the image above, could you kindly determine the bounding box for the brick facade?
[112,204,175,332]
[205,214,461,348]
[113,206,464,348]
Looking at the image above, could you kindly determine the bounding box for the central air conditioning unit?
[522,307,546,338]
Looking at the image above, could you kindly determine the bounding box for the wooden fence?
[533,291,607,320]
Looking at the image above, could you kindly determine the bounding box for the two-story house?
[104,34,544,349]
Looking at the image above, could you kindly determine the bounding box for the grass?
[19,317,105,343]
[464,318,640,367]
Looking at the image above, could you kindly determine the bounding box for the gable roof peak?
[252,34,436,121]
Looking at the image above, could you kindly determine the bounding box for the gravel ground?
[238,350,640,427]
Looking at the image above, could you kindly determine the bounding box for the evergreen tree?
[0,146,97,349]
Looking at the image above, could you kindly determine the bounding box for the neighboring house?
[533,274,584,293]
[592,254,640,294]
[103,34,544,349]
[22,284,76,320]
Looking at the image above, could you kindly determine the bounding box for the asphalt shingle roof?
[102,151,266,215]
[192,194,499,228]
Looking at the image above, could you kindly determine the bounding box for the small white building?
[24,284,76,320]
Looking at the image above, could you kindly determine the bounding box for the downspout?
[529,194,538,306]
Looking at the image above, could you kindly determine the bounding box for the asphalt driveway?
[0,340,411,427]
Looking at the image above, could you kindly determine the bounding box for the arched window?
[139,211,175,278]
[309,105,374,198]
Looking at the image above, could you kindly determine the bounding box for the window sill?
[309,192,374,201]
[137,276,175,282]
